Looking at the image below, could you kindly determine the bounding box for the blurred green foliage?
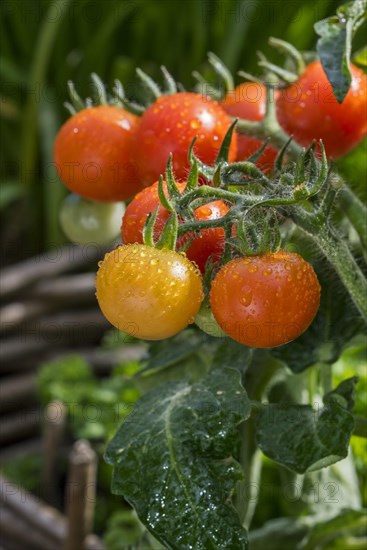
[0,0,360,258]
[37,354,141,440]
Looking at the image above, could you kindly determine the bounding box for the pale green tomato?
[60,194,125,246]
[195,302,226,338]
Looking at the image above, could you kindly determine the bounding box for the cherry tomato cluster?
[54,93,237,203]
[96,164,321,348]
[53,56,366,348]
[54,61,366,206]
[96,241,320,348]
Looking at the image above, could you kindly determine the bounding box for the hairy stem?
[339,186,367,249]
[235,94,367,319]
[235,111,367,246]
[294,210,367,320]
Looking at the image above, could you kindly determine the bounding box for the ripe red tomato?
[133,92,237,184]
[96,244,204,340]
[276,61,367,159]
[121,180,229,272]
[221,82,278,173]
[210,250,320,348]
[54,106,142,202]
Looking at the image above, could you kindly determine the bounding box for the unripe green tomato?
[59,194,125,246]
[195,302,226,338]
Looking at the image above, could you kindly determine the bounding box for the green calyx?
[142,126,332,263]
[64,65,179,116]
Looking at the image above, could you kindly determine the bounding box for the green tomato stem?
[235,418,262,529]
[294,209,367,321]
[318,362,333,395]
[235,354,284,527]
[235,94,367,321]
[179,185,243,207]
[339,186,367,250]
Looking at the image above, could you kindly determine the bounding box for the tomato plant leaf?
[138,329,209,375]
[105,368,251,549]
[302,508,367,550]
[256,378,357,474]
[212,338,253,374]
[314,0,367,103]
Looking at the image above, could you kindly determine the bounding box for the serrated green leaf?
[139,329,206,375]
[323,376,358,411]
[105,368,251,549]
[303,508,367,550]
[256,379,357,474]
[315,0,367,103]
[212,338,253,373]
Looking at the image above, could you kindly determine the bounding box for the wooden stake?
[64,440,97,550]
[41,400,67,506]
[0,474,104,549]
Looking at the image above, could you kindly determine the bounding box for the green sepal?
[91,72,108,105]
[64,102,76,115]
[156,211,179,250]
[214,118,238,164]
[293,148,307,186]
[237,70,264,86]
[113,79,145,115]
[246,137,271,164]
[308,141,328,197]
[268,37,305,74]
[176,232,196,253]
[67,80,85,111]
[160,65,177,95]
[157,175,174,212]
[212,164,223,188]
[142,207,159,247]
[136,67,161,100]
[188,139,215,180]
[185,158,199,191]
[274,136,293,174]
[192,71,223,101]
[236,217,256,256]
[257,51,298,84]
[207,51,234,93]
[165,154,182,201]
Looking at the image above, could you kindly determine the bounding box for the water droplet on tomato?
[239,285,253,307]
[262,268,272,276]
[248,265,258,273]
[190,119,200,129]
